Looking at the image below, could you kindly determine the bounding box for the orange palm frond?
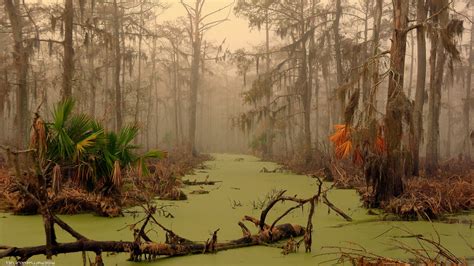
[353,148,364,166]
[375,136,386,154]
[330,124,350,145]
[335,140,353,159]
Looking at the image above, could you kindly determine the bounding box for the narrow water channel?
[1,154,472,265]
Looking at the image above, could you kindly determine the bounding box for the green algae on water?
[1,154,472,265]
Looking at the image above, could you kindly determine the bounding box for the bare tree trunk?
[134,0,143,130]
[310,0,319,147]
[264,10,273,159]
[172,50,180,146]
[104,47,110,127]
[314,62,320,145]
[407,31,415,99]
[87,34,96,118]
[113,0,122,131]
[412,0,427,176]
[426,0,448,174]
[367,0,382,120]
[446,80,452,158]
[62,0,74,100]
[299,0,311,164]
[4,0,29,148]
[333,0,343,123]
[361,0,370,102]
[464,12,473,161]
[147,36,157,150]
[378,0,408,203]
[188,0,202,155]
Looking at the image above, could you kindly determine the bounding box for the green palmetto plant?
[42,99,165,192]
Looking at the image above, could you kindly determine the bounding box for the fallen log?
[182,179,222,186]
[0,217,304,261]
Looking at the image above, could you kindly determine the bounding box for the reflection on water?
[1,154,473,265]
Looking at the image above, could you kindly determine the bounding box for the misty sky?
[160,0,265,50]
[33,0,265,50]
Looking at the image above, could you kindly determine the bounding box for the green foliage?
[43,99,165,192]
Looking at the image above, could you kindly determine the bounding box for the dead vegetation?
[319,225,471,266]
[278,148,473,220]
[0,147,210,216]
[382,175,473,219]
[0,172,327,263]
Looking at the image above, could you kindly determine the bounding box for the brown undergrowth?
[359,159,474,219]
[275,153,473,220]
[276,153,365,189]
[0,148,211,216]
[382,174,473,219]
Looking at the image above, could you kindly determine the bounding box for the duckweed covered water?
[1,154,473,265]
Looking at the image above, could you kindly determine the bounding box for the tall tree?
[333,0,344,123]
[181,0,231,155]
[112,0,123,131]
[412,0,427,176]
[62,0,74,100]
[426,0,449,173]
[464,10,473,161]
[4,0,29,148]
[378,0,409,202]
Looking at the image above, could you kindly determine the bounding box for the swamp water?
[1,154,473,265]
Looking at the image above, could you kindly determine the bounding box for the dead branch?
[322,193,353,222]
[183,179,222,185]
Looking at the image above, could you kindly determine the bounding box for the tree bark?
[407,31,415,99]
[446,81,452,158]
[367,0,382,120]
[113,0,123,131]
[188,0,202,155]
[412,0,427,176]
[379,0,408,203]
[4,0,29,148]
[134,0,144,132]
[62,0,74,100]
[264,9,273,159]
[333,0,343,123]
[464,12,473,161]
[300,0,312,164]
[426,0,448,174]
[361,0,370,102]
[0,221,304,262]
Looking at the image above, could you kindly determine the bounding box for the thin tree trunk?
[361,0,370,102]
[333,0,343,123]
[264,9,273,158]
[62,0,74,100]
[407,31,415,99]
[446,81,452,158]
[113,0,122,131]
[147,36,157,150]
[104,47,110,127]
[188,0,202,155]
[87,34,96,117]
[300,0,311,164]
[464,12,473,161]
[412,0,427,176]
[134,1,143,130]
[368,0,382,120]
[426,0,448,174]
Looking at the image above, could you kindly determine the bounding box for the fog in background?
[1,0,473,162]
